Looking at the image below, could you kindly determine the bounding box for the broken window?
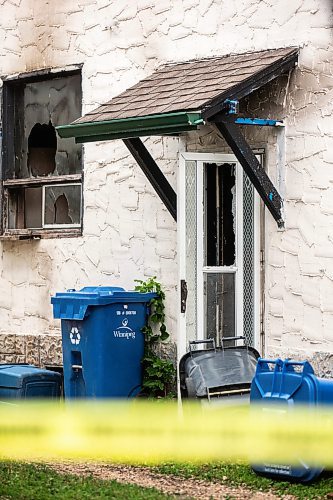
[44,184,81,227]
[204,163,236,266]
[203,163,237,345]
[28,122,57,177]
[1,68,82,238]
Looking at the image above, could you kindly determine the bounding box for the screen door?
[178,153,261,357]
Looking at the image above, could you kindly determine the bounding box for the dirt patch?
[49,462,295,499]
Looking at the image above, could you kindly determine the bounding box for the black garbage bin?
[179,338,260,402]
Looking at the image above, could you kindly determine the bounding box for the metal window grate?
[185,160,197,344]
[243,170,255,347]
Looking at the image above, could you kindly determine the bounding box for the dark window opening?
[25,187,42,228]
[54,195,72,224]
[28,122,57,177]
[44,185,81,227]
[205,273,235,342]
[1,69,82,237]
[205,163,236,267]
[7,188,24,230]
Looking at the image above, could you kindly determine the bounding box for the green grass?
[0,462,174,500]
[154,462,333,499]
[3,460,333,499]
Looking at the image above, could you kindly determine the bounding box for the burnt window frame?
[1,65,83,240]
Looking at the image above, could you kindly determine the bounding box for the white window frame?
[42,183,82,229]
[196,157,243,342]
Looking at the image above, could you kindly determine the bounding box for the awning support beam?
[123,138,177,221]
[214,120,284,227]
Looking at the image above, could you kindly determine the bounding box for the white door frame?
[177,152,261,361]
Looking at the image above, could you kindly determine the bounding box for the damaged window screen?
[44,184,81,227]
[204,163,236,266]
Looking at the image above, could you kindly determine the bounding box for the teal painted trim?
[56,112,203,140]
[235,118,283,126]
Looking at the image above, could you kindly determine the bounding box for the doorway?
[178,153,262,357]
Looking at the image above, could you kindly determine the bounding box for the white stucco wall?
[0,0,332,366]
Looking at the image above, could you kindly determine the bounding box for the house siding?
[0,0,332,373]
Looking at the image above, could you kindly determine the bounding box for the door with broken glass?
[178,153,260,357]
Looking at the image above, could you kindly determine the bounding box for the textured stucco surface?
[0,332,62,366]
[0,0,332,370]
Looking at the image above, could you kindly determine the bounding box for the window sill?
[3,174,82,188]
[0,228,82,240]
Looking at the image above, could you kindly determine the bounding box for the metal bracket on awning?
[123,138,177,222]
[214,120,284,227]
[234,117,284,127]
[210,114,284,127]
[209,100,284,127]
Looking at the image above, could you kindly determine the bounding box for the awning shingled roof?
[57,47,298,142]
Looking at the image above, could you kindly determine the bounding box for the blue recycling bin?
[250,358,333,482]
[51,286,156,399]
[0,364,62,399]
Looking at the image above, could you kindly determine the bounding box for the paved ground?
[50,462,295,499]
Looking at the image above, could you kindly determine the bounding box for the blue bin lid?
[250,358,327,483]
[0,364,60,389]
[250,358,318,405]
[51,286,157,320]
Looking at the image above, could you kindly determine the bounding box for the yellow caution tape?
[0,401,333,465]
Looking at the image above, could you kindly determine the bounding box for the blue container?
[250,358,333,482]
[51,286,156,399]
[0,364,62,399]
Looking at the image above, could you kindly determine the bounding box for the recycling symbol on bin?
[70,327,81,345]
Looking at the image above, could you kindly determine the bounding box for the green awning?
[56,48,297,144]
[56,112,204,143]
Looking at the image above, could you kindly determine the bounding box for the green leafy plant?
[134,277,176,398]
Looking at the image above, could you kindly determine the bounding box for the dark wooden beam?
[2,83,16,181]
[3,174,82,188]
[214,121,284,227]
[123,137,177,221]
